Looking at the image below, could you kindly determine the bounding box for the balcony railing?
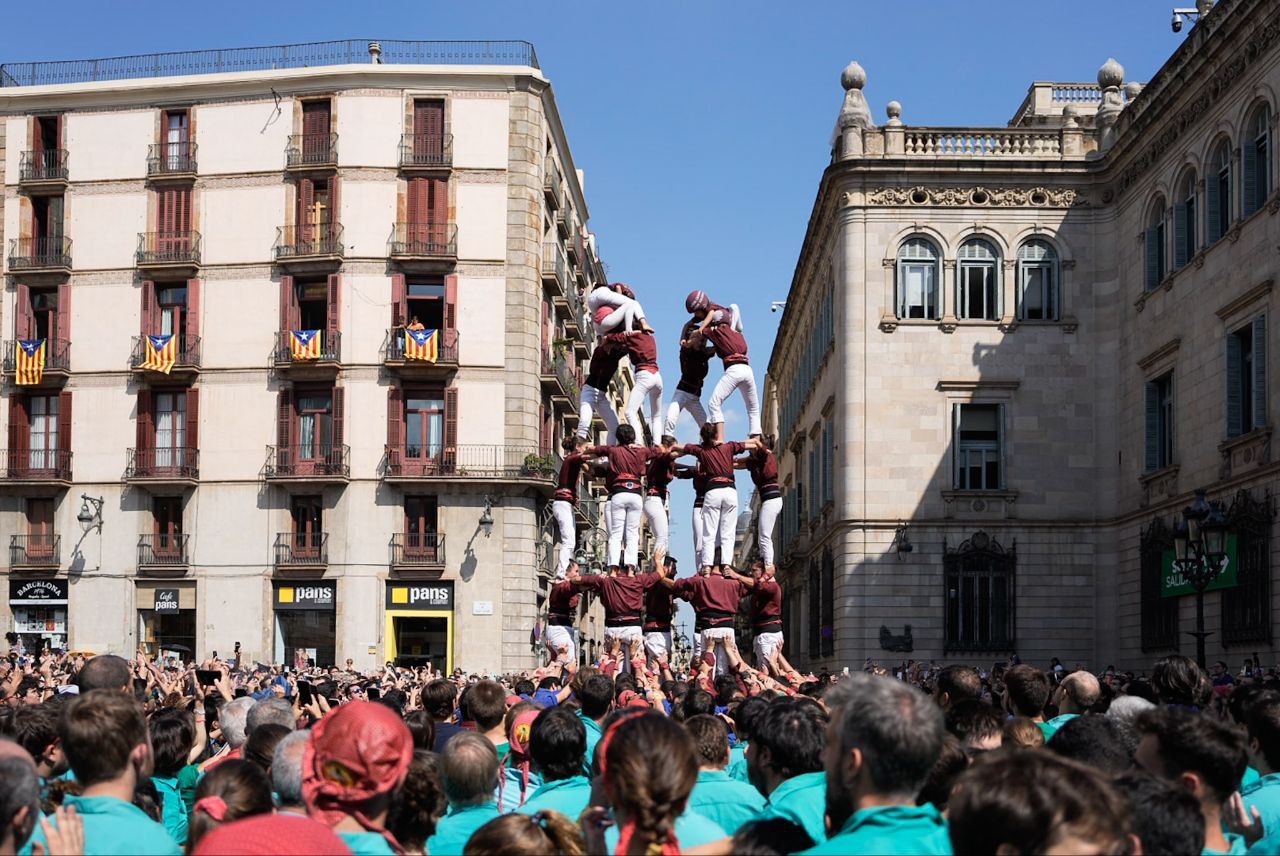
[3,338,71,376]
[10,534,60,567]
[274,531,328,567]
[19,149,68,183]
[275,223,344,260]
[542,241,567,293]
[273,329,341,365]
[388,222,457,258]
[125,447,199,481]
[399,133,453,168]
[285,133,338,168]
[129,334,201,371]
[901,128,1063,158]
[541,353,580,402]
[543,157,564,210]
[384,327,459,365]
[263,445,350,479]
[391,532,445,567]
[146,141,197,176]
[136,231,201,267]
[2,449,72,481]
[8,236,71,271]
[138,533,189,568]
[383,444,556,480]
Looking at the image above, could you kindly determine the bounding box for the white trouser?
[691,503,704,564]
[708,363,761,436]
[603,496,614,556]
[588,289,647,334]
[700,487,738,568]
[545,625,578,664]
[626,370,664,442]
[643,495,670,555]
[605,626,643,671]
[664,389,708,436]
[551,500,576,578]
[691,629,703,662]
[757,496,784,567]
[576,384,620,444]
[754,631,783,667]
[702,627,736,678]
[608,492,643,567]
[643,630,672,661]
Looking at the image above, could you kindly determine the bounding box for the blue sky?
[2,1,1189,638]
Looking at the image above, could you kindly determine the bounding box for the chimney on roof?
[368,42,383,64]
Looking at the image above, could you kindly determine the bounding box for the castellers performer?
[545,561,583,665]
[551,436,591,579]
[643,435,682,558]
[588,424,657,571]
[664,318,715,436]
[588,281,651,336]
[575,326,625,445]
[606,328,664,444]
[737,434,783,571]
[682,424,760,573]
[685,290,760,440]
[571,555,668,673]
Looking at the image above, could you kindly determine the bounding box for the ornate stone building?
[763,0,1280,670]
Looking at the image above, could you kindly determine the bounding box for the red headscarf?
[498,707,540,809]
[302,701,412,853]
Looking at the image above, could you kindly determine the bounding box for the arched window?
[1144,196,1167,291]
[896,237,940,320]
[1207,139,1233,242]
[1244,105,1273,217]
[1016,240,1059,321]
[957,239,1000,321]
[1174,170,1197,269]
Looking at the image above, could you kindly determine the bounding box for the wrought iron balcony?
[10,534,60,567]
[125,447,199,483]
[8,236,71,271]
[136,231,201,268]
[542,241,567,296]
[275,223,344,261]
[129,334,201,374]
[541,352,580,404]
[262,445,350,481]
[390,532,445,568]
[285,133,338,169]
[273,330,341,367]
[389,222,457,260]
[543,156,564,210]
[146,141,197,176]
[137,533,189,569]
[19,149,68,184]
[399,133,453,169]
[274,532,328,568]
[382,444,557,483]
[383,327,459,369]
[1,449,72,483]
[3,338,72,378]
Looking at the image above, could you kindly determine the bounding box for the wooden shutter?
[444,387,459,466]
[57,391,72,461]
[16,283,31,339]
[332,386,345,449]
[1253,314,1268,431]
[55,281,70,345]
[302,101,330,137]
[326,274,341,337]
[445,273,458,336]
[951,403,962,488]
[1144,382,1159,472]
[429,177,448,228]
[140,280,157,336]
[1244,137,1259,216]
[277,389,293,450]
[176,186,192,235]
[329,177,340,235]
[387,386,403,453]
[407,178,428,242]
[413,100,444,139]
[1227,332,1243,437]
[1207,177,1222,242]
[1144,227,1159,290]
[392,273,407,326]
[186,278,200,340]
[1173,200,1188,268]
[31,117,43,155]
[185,388,199,452]
[8,396,27,460]
[136,389,153,450]
[279,275,296,331]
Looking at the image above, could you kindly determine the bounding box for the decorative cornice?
[1137,337,1182,371]
[863,186,1086,208]
[454,170,507,184]
[1215,279,1274,320]
[69,180,146,196]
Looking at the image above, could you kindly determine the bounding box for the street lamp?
[76,494,104,533]
[1174,489,1230,668]
[478,496,494,538]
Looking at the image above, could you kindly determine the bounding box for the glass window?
[405,394,445,459]
[1208,141,1232,243]
[1144,373,1174,472]
[28,395,58,470]
[954,403,1002,490]
[957,239,1000,321]
[1227,316,1267,438]
[154,392,186,468]
[1145,197,1167,291]
[297,394,333,459]
[1174,171,1197,269]
[896,238,940,320]
[1244,107,1273,217]
[1016,240,1058,321]
[944,533,1015,652]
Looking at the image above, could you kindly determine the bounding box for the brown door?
[412,100,445,162]
[26,498,54,560]
[291,496,323,559]
[405,496,438,560]
[154,497,183,561]
[302,101,331,162]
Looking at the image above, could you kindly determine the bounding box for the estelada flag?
[404,328,439,362]
[141,334,176,374]
[290,330,322,360]
[15,339,45,386]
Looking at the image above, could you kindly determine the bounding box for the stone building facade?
[0,40,623,672]
[763,0,1280,671]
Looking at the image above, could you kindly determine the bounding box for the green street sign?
[1161,533,1239,597]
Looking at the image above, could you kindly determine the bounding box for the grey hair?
[441,732,499,807]
[0,756,40,848]
[271,729,311,807]
[1107,694,1155,726]
[219,697,255,748]
[827,673,945,799]
[247,697,296,737]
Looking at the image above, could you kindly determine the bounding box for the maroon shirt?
[572,573,661,624]
[751,577,783,631]
[643,584,675,632]
[674,575,748,627]
[590,444,655,495]
[556,452,587,503]
[674,466,710,507]
[606,331,659,374]
[745,448,781,498]
[677,321,715,395]
[584,339,626,389]
[703,313,749,367]
[548,580,580,626]
[646,449,677,498]
[683,441,747,486]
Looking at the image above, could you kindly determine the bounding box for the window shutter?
[1244,138,1259,216]
[414,100,444,140]
[330,177,341,234]
[31,117,43,154]
[326,274,341,338]
[186,278,200,340]
[303,101,330,137]
[185,388,199,452]
[1207,177,1222,242]
[177,186,192,235]
[952,403,962,488]
[1144,382,1159,472]
[136,389,153,450]
[407,178,425,227]
[445,274,458,353]
[332,386,345,449]
[279,275,295,331]
[1227,333,1244,437]
[997,403,1006,489]
[277,388,293,450]
[392,273,407,326]
[57,391,72,458]
[387,386,403,454]
[140,280,156,336]
[55,281,70,345]
[298,180,315,239]
[1173,199,1188,268]
[1144,227,1160,290]
[8,396,25,459]
[1253,314,1267,430]
[16,284,31,339]
[444,386,459,458]
[430,177,448,228]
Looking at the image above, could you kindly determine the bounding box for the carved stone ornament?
[865,186,1085,208]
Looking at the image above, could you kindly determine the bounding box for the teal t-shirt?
[1243,773,1280,839]
[1245,766,1263,790]
[426,802,501,856]
[727,742,750,783]
[151,776,188,845]
[687,769,765,835]
[758,771,828,845]
[578,711,604,776]
[517,775,592,821]
[176,764,201,815]
[1040,713,1078,741]
[800,804,952,855]
[1206,832,1248,855]
[604,810,726,851]
[22,795,182,856]
[339,831,397,855]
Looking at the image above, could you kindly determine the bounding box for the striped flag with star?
[141,334,176,374]
[404,328,439,362]
[15,339,45,386]
[290,329,322,360]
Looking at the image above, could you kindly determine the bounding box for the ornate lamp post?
[1172,490,1230,668]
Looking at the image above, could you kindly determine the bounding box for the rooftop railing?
[1,39,539,87]
[902,128,1063,158]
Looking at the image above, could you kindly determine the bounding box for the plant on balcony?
[523,453,557,477]
[552,337,572,359]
